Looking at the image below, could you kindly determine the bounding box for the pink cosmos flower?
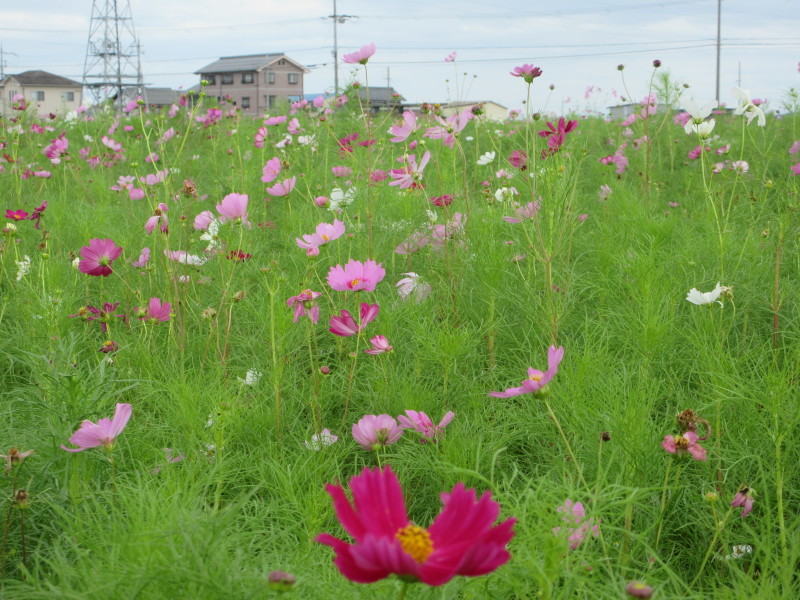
[216,193,250,226]
[264,115,287,126]
[129,188,145,200]
[731,486,755,518]
[316,465,516,585]
[140,297,171,323]
[688,145,709,160]
[266,176,296,197]
[296,219,345,256]
[445,51,457,62]
[508,150,527,170]
[261,157,282,183]
[430,194,454,207]
[327,259,386,292]
[661,431,707,461]
[29,202,47,229]
[553,499,600,550]
[397,410,454,441]
[144,203,169,234]
[132,247,150,268]
[5,209,29,221]
[79,238,123,277]
[254,127,268,148]
[789,141,800,155]
[538,118,578,157]
[510,64,542,83]
[287,118,302,134]
[424,109,472,148]
[790,162,800,176]
[61,403,132,452]
[140,169,169,186]
[286,289,322,325]
[351,415,402,450]
[332,166,352,178]
[489,345,565,398]
[389,151,431,189]
[502,201,541,223]
[342,42,376,65]
[193,210,216,231]
[389,110,418,143]
[364,335,393,355]
[329,303,380,337]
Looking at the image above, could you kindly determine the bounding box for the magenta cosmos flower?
[397,410,455,441]
[327,259,386,292]
[661,431,706,461]
[731,486,755,518]
[286,289,322,324]
[316,466,516,585]
[79,238,123,277]
[139,297,171,323]
[330,303,380,337]
[351,414,402,450]
[364,335,393,355]
[296,219,345,256]
[489,345,565,398]
[510,64,542,83]
[342,42,376,65]
[61,403,132,452]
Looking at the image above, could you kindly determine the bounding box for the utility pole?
[82,0,143,110]
[328,0,356,94]
[386,67,390,89]
[0,46,19,80]
[715,0,722,102]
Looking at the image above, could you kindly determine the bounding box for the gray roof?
[2,70,81,87]
[446,100,506,109]
[121,86,182,106]
[195,53,307,74]
[355,86,405,103]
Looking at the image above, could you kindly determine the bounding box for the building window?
[267,72,275,84]
[205,74,216,85]
[32,91,45,102]
[241,97,251,109]
[242,72,254,84]
[268,95,277,108]
[221,74,234,85]
[62,91,75,102]
[288,73,299,85]
[288,95,301,103]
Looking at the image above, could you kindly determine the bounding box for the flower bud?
[319,366,330,375]
[625,581,654,598]
[232,290,245,302]
[653,59,662,68]
[704,491,719,503]
[15,489,29,509]
[267,570,296,592]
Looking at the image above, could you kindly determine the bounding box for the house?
[117,86,183,109]
[353,86,404,113]
[195,53,309,114]
[0,70,82,117]
[439,101,507,122]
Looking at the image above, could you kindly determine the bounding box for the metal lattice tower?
[82,0,143,109]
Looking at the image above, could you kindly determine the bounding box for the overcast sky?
[1,0,798,114]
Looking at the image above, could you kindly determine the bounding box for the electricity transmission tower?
[82,0,143,109]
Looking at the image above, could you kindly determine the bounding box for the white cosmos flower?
[725,545,753,560]
[304,428,338,450]
[238,368,262,386]
[681,96,717,135]
[15,255,31,281]
[396,272,432,302]
[477,151,496,165]
[732,87,766,127]
[690,119,716,139]
[686,282,729,306]
[494,186,519,203]
[329,187,356,211]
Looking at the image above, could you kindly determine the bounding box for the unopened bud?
[232,290,245,302]
[319,366,330,375]
[267,570,296,592]
[15,489,29,509]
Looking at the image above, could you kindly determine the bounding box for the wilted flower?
[731,486,755,518]
[238,369,262,386]
[724,544,753,560]
[0,447,34,475]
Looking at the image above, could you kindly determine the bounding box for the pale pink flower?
[263,115,287,126]
[553,499,600,550]
[397,410,455,441]
[342,42,376,65]
[364,335,393,355]
[327,259,386,292]
[424,109,472,148]
[144,203,169,234]
[661,431,707,461]
[396,272,432,302]
[730,160,749,174]
[61,403,132,452]
[287,289,322,324]
[731,487,755,518]
[266,176,296,197]
[789,141,800,154]
[509,64,542,83]
[389,111,418,143]
[502,201,540,223]
[389,151,431,189]
[351,414,402,450]
[140,169,169,186]
[296,219,345,256]
[287,118,302,134]
[444,51,457,62]
[131,247,150,268]
[193,210,216,231]
[332,166,352,178]
[489,346,565,398]
[791,162,800,176]
[254,127,268,149]
[261,156,282,183]
[129,188,145,200]
[216,193,250,226]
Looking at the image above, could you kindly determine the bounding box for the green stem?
[689,509,732,588]
[653,459,675,553]
[545,400,587,489]
[397,580,410,600]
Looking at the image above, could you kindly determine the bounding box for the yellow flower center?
[396,525,434,563]
[350,278,361,288]
[674,435,689,451]
[528,373,542,382]
[321,234,329,241]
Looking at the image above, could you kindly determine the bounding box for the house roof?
[2,70,81,87]
[120,86,182,105]
[446,100,507,109]
[195,53,309,74]
[354,86,405,103]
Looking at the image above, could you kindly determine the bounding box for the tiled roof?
[195,53,307,74]
[355,86,405,103]
[121,86,181,105]
[3,70,81,87]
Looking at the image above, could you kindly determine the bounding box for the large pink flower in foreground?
[489,345,564,398]
[61,403,132,452]
[79,238,123,277]
[296,219,345,256]
[327,259,386,292]
[316,466,515,585]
